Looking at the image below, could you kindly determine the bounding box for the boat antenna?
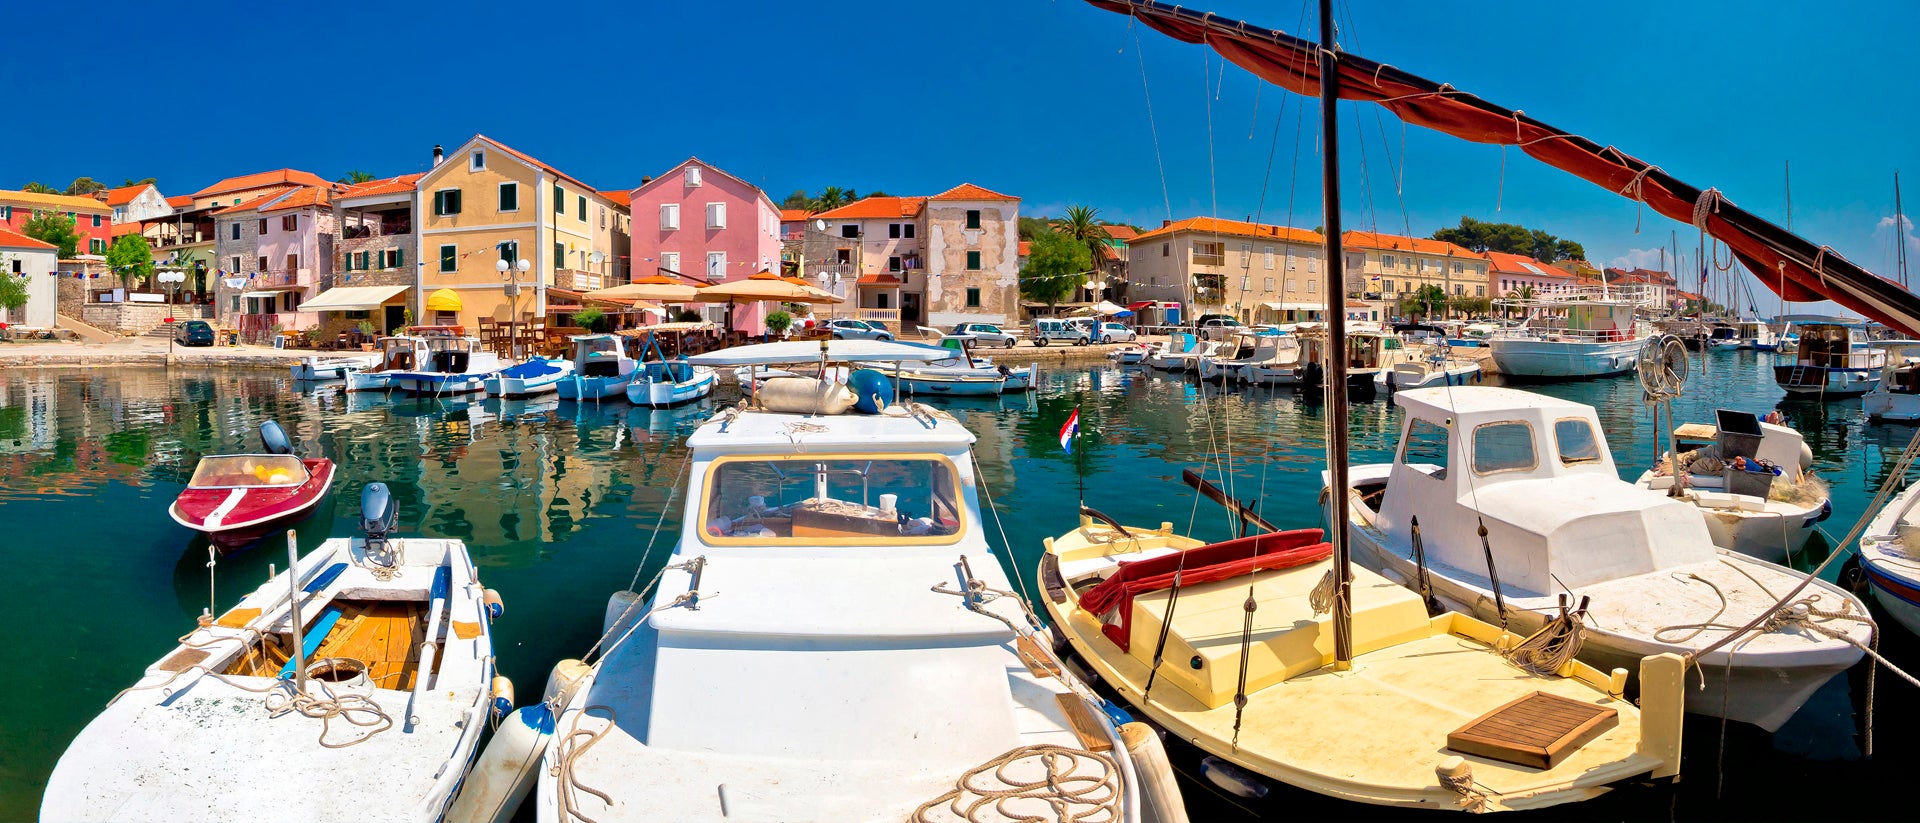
[1316,0,1354,669]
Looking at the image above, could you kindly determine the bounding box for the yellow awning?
[426,288,463,312]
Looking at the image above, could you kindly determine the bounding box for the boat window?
[578,337,619,357]
[187,455,309,488]
[1472,421,1538,475]
[426,336,467,353]
[1398,418,1449,479]
[1554,418,1603,465]
[701,456,965,545]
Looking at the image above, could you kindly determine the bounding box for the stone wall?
[213,212,262,323]
[80,302,176,335]
[335,231,416,289]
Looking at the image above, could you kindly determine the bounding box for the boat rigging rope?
[1504,596,1589,678]
[552,705,618,823]
[909,744,1123,823]
[263,676,394,749]
[576,446,694,667]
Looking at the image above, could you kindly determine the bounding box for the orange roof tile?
[600,190,631,207]
[0,189,112,212]
[856,274,903,286]
[1018,240,1032,256]
[0,226,56,250]
[212,187,297,216]
[100,184,155,206]
[192,169,329,198]
[929,182,1018,201]
[338,174,423,200]
[260,186,335,213]
[1100,224,1138,240]
[780,209,814,222]
[1129,217,1321,245]
[814,196,927,220]
[1341,231,1476,258]
[1484,251,1574,279]
[165,195,193,208]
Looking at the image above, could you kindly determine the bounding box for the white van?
[1033,317,1091,346]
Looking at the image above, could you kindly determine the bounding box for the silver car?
[1097,322,1137,343]
[825,318,893,341]
[954,322,1017,348]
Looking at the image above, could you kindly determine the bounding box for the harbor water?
[1,352,1915,820]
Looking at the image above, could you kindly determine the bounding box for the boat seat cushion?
[1080,529,1329,652]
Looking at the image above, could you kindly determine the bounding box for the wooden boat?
[391,332,503,396]
[556,334,637,401]
[1336,387,1868,730]
[1197,329,1289,383]
[1632,410,1829,563]
[1858,480,1920,638]
[483,356,576,399]
[345,336,429,393]
[625,360,717,407]
[46,485,506,822]
[292,353,380,381]
[169,421,335,551]
[1772,321,1885,397]
[532,338,1175,822]
[1487,299,1650,381]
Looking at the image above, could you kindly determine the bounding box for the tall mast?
[1897,170,1909,289]
[1316,0,1354,669]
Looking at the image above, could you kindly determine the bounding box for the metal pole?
[284,529,308,693]
[1318,0,1355,669]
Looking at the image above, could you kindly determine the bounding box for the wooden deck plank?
[1055,694,1114,753]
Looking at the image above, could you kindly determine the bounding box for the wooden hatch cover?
[1446,691,1618,770]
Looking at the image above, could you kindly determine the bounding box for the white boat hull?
[899,372,1006,396]
[557,373,635,401]
[345,369,395,393]
[292,354,380,381]
[1865,389,1920,421]
[484,360,577,399]
[1487,337,1643,379]
[1775,365,1880,397]
[625,366,717,408]
[1376,361,1481,390]
[394,372,493,395]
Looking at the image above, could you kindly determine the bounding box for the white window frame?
[662,251,680,274]
[470,150,485,171]
[660,203,680,231]
[1264,246,1275,270]
[498,182,519,213]
[706,202,726,230]
[706,251,726,281]
[685,167,703,187]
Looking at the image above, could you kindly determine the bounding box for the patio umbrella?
[586,275,700,303]
[699,271,844,333]
[1093,300,1127,316]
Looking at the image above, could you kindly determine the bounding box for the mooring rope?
[910,744,1123,823]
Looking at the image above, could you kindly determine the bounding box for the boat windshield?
[381,338,418,369]
[187,455,309,488]
[576,337,620,358]
[701,456,965,545]
[425,336,471,354]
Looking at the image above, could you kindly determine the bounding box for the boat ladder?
[1788,364,1809,388]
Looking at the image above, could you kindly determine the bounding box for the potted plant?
[766,310,793,340]
[356,320,377,351]
[574,306,605,333]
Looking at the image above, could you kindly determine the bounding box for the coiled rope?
[1505,596,1589,678]
[910,745,1123,823]
[552,705,618,823]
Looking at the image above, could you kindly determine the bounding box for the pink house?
[629,158,782,334]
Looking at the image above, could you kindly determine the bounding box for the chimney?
[431,145,444,167]
[642,175,653,186]
[1162,219,1172,228]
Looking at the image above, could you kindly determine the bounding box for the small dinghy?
[624,333,717,408]
[346,336,430,393]
[46,485,509,822]
[169,421,335,551]
[1109,342,1150,364]
[1859,474,1920,638]
[556,334,637,401]
[483,357,576,399]
[293,353,381,381]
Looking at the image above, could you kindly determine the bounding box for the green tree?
[21,181,57,194]
[337,170,376,184]
[1432,216,1585,262]
[573,306,605,332]
[1052,206,1111,272]
[0,269,28,317]
[21,213,80,258]
[780,189,813,211]
[1017,215,1054,241]
[1503,284,1535,319]
[1451,295,1492,317]
[1398,284,1448,320]
[1019,230,1091,309]
[65,177,107,196]
[1553,239,1585,262]
[121,177,157,187]
[815,187,852,210]
[105,234,155,290]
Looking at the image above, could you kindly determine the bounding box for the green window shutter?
[433,192,444,215]
[395,248,404,268]
[578,195,586,219]
[345,253,354,272]
[440,244,457,273]
[555,242,565,267]
[554,184,564,214]
[967,251,981,270]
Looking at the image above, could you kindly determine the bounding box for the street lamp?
[158,269,187,353]
[496,256,532,359]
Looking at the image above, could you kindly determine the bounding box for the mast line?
[1317,0,1354,669]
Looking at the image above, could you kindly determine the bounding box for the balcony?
[560,269,607,292]
[1192,253,1226,267]
[342,221,412,239]
[854,307,901,326]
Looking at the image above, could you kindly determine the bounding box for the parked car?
[1196,314,1244,341]
[1032,317,1091,346]
[174,319,215,347]
[1096,322,1137,343]
[953,322,1017,348]
[825,318,893,341]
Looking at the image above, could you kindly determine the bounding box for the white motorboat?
[902,333,1037,392]
[1704,324,1743,350]
[533,339,1164,823]
[43,485,506,822]
[1858,480,1920,638]
[556,334,637,401]
[483,357,577,398]
[345,336,430,393]
[1241,334,1306,386]
[1773,321,1885,397]
[1632,410,1829,563]
[1864,340,1920,421]
[391,333,503,396]
[1488,299,1650,380]
[1736,318,1784,350]
[1378,329,1481,390]
[1108,342,1151,364]
[1286,326,1408,396]
[1196,329,1289,383]
[1144,333,1208,372]
[1330,387,1870,731]
[293,353,380,381]
[626,360,717,407]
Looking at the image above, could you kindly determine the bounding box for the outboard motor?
[259,420,294,455]
[361,482,400,567]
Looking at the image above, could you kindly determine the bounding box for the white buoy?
[545,658,590,706]
[603,590,644,637]
[1119,722,1189,823]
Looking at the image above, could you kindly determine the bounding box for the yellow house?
[413,136,625,328]
[1340,231,1486,306]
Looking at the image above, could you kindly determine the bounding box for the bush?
[766,310,793,336]
[574,307,605,331]
[674,309,702,323]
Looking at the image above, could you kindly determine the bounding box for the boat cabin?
[422,335,481,373]
[1219,329,1286,362]
[1370,387,1715,596]
[1783,323,1877,369]
[186,455,310,489]
[570,334,633,377]
[374,336,426,371]
[1299,329,1401,371]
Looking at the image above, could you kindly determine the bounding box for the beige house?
[1126,217,1326,323]
[809,183,1021,330]
[1341,231,1486,317]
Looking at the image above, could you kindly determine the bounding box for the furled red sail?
[1088,0,1920,335]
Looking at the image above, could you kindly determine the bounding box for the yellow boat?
[1039,516,1685,813]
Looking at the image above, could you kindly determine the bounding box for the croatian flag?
[1059,407,1080,451]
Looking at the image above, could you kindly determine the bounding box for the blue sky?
[5,0,1915,315]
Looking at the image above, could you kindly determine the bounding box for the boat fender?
[259,420,294,455]
[1199,755,1268,800]
[483,588,505,620]
[490,675,514,721]
[544,658,591,707]
[604,590,644,636]
[1119,723,1190,823]
[1804,499,1833,528]
[846,369,894,415]
[443,703,555,823]
[757,376,858,415]
[1098,697,1133,727]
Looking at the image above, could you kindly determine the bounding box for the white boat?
[902,333,1037,392]
[1488,299,1649,380]
[43,486,505,822]
[293,353,380,381]
[625,360,717,407]
[1242,334,1306,386]
[391,334,503,395]
[1631,410,1829,564]
[1378,329,1481,390]
[1108,342,1150,364]
[1703,324,1742,350]
[483,357,576,399]
[1196,329,1289,383]
[1286,326,1408,395]
[1858,481,1920,638]
[556,334,637,401]
[345,336,430,393]
[1330,386,1869,731]
[897,370,1007,395]
[533,339,1163,823]
[1144,333,1207,371]
[1773,322,1885,397]
[1864,340,1920,421]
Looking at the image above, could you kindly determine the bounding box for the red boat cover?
[1085,0,1920,337]
[172,458,334,531]
[1079,528,1331,651]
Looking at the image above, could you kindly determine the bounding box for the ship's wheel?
[1638,334,1689,400]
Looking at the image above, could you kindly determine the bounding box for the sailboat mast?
[1316,0,1354,669]
[1897,170,1908,289]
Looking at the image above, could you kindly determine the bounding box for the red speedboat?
[169,421,334,550]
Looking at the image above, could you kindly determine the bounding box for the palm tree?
[338,170,376,184]
[815,186,851,211]
[1503,284,1535,320]
[22,181,56,194]
[1399,284,1448,321]
[1052,206,1110,298]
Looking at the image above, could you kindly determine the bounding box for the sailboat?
[1044,1,1684,812]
